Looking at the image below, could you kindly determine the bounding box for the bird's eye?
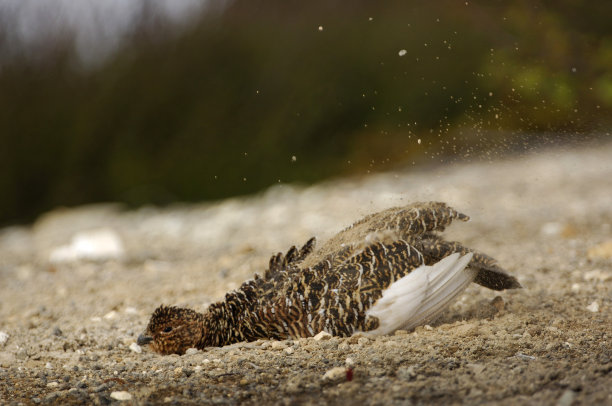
[162,326,173,333]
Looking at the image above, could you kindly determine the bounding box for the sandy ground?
[1,141,611,405]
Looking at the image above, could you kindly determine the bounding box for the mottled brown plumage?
[138,202,521,355]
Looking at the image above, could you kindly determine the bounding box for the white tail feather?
[364,252,475,335]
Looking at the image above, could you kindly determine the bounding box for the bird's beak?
[137,334,153,346]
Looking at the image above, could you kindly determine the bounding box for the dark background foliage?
[1,0,610,225]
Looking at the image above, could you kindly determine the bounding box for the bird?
[137,201,521,355]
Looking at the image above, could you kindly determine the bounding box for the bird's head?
[137,305,203,355]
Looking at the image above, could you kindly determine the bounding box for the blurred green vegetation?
[1,0,611,225]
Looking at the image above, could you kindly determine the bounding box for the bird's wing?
[420,236,521,290]
[364,252,475,335]
[302,202,469,267]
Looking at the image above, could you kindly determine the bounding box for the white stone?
[124,307,138,315]
[271,341,287,350]
[586,301,599,313]
[110,391,132,401]
[313,331,332,341]
[323,366,346,381]
[515,352,536,361]
[540,222,562,236]
[104,311,118,320]
[284,347,294,355]
[185,348,199,355]
[584,269,611,282]
[557,389,577,406]
[49,228,125,263]
[129,343,142,353]
[0,331,8,346]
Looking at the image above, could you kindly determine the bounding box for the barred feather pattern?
[418,234,522,290]
[139,201,521,355]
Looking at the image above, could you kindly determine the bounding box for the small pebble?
[104,311,118,320]
[357,337,369,346]
[586,301,599,313]
[124,307,138,315]
[0,331,8,346]
[129,343,142,353]
[49,228,125,262]
[46,382,59,388]
[313,331,332,341]
[516,352,536,361]
[271,341,287,350]
[44,392,60,402]
[284,347,294,355]
[584,269,611,282]
[541,222,562,236]
[322,366,346,382]
[110,391,132,401]
[397,365,418,380]
[53,327,63,337]
[556,389,577,406]
[185,348,199,355]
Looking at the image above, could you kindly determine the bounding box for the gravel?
[1,141,611,405]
